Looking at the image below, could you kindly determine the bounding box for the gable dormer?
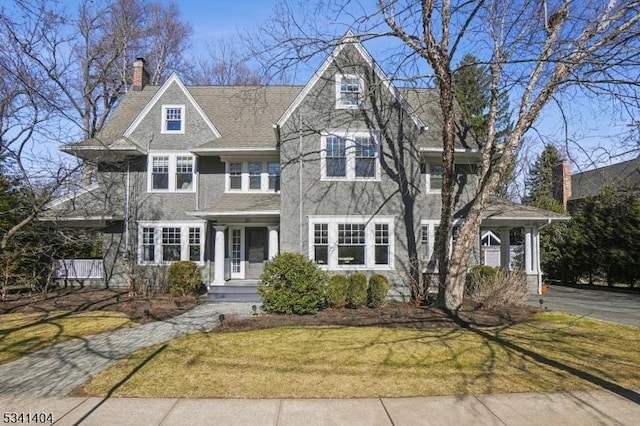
[275,31,427,132]
[124,73,221,150]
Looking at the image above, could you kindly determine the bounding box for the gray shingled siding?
[278,44,479,298]
[128,82,218,150]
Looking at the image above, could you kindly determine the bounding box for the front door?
[245,228,267,279]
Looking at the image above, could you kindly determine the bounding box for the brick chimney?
[132,58,149,91]
[552,160,572,211]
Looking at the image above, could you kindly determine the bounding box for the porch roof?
[186,193,280,218]
[462,197,570,228]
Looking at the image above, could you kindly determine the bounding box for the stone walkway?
[0,303,255,397]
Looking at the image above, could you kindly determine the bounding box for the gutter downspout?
[124,160,131,257]
[299,113,303,253]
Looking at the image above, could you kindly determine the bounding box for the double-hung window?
[326,137,347,177]
[313,224,329,265]
[338,223,365,265]
[421,221,460,272]
[151,156,169,190]
[148,154,196,192]
[138,222,204,264]
[336,74,363,108]
[268,161,280,191]
[142,227,155,262]
[248,162,262,190]
[162,227,181,261]
[162,105,185,133]
[309,216,394,269]
[426,162,444,192]
[176,156,193,190]
[229,163,242,190]
[321,131,379,180]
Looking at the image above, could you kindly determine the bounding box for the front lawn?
[76,312,640,398]
[0,311,134,364]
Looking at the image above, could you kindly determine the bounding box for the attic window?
[336,74,363,109]
[162,105,185,133]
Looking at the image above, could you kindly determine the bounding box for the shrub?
[466,265,498,293]
[466,268,528,309]
[258,253,327,315]
[327,274,348,308]
[167,261,201,296]
[368,274,390,307]
[346,272,368,308]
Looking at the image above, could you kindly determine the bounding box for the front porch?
[186,193,280,302]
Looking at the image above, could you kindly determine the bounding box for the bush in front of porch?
[258,253,328,315]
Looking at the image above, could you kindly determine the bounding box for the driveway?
[528,285,640,328]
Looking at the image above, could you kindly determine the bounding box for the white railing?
[53,259,104,279]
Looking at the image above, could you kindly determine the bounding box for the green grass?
[77,312,640,398]
[0,311,135,364]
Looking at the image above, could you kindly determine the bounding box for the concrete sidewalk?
[0,303,254,397]
[1,391,639,425]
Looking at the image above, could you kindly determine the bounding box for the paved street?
[528,285,640,327]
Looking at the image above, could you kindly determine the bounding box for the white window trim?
[147,152,197,193]
[308,215,395,271]
[320,130,380,181]
[225,161,280,193]
[420,219,462,272]
[137,221,205,265]
[335,74,364,109]
[161,105,185,134]
[425,162,443,194]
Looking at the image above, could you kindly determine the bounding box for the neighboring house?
[553,156,640,210]
[47,33,567,301]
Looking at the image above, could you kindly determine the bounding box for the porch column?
[524,227,533,273]
[213,225,226,285]
[267,225,279,260]
[534,227,542,291]
[499,228,511,270]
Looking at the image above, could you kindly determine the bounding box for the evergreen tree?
[453,54,514,197]
[524,145,564,213]
[453,54,513,146]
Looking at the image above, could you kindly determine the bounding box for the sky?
[181,0,637,171]
[5,0,635,183]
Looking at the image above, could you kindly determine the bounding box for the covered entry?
[478,198,570,294]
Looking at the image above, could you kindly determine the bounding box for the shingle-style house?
[49,33,567,301]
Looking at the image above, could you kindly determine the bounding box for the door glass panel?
[232,229,241,273]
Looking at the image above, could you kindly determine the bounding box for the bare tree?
[252,0,640,310]
[187,39,263,86]
[0,0,192,139]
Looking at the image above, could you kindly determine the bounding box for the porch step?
[208,285,260,302]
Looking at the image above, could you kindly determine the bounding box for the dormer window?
[336,74,363,109]
[162,105,185,133]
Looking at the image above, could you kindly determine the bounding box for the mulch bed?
[1,288,537,329]
[215,302,537,333]
[0,287,203,323]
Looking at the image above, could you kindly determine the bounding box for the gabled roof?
[123,73,221,138]
[275,31,427,131]
[570,156,640,200]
